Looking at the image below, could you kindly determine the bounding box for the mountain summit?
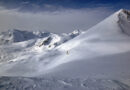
[118,9,130,35]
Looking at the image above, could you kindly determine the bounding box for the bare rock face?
[118,9,130,35]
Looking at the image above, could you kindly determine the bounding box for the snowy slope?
[0,9,130,90]
[44,9,130,77]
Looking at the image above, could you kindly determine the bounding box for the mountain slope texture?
[0,9,130,90]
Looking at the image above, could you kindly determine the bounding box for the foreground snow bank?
[0,77,130,90]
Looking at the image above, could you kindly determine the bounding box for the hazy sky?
[0,0,129,33]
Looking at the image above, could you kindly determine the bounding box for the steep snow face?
[44,9,130,78]
[58,9,130,54]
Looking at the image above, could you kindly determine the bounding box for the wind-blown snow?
[0,9,130,90]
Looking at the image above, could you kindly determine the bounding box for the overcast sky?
[0,0,129,33]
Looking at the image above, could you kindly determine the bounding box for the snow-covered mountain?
[0,9,130,90]
[0,29,82,62]
[0,29,81,45]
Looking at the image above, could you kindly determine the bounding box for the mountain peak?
[118,9,130,15]
[118,9,130,35]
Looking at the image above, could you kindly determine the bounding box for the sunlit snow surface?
[0,9,130,90]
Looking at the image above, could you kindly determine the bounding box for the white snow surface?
[0,9,130,90]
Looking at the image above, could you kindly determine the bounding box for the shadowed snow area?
[0,9,130,90]
[0,77,130,90]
